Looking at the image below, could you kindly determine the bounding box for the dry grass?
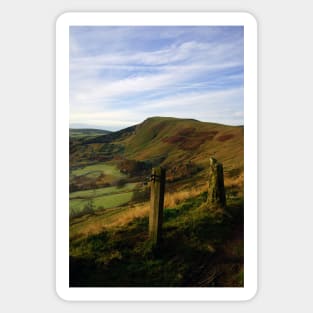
[224,172,244,188]
[106,202,149,228]
[70,202,150,240]
[164,185,207,209]
[70,186,207,240]
[97,185,208,229]
[70,174,243,240]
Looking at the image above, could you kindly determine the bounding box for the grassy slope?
[69,117,244,286]
[118,117,243,171]
[70,193,243,287]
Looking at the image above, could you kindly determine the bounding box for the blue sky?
[70,26,243,131]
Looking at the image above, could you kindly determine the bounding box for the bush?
[82,199,95,215]
[70,198,95,220]
[118,159,151,177]
[116,179,127,189]
[131,187,150,203]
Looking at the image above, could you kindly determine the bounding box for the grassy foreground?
[69,191,243,287]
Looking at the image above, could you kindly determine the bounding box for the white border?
[56,12,258,301]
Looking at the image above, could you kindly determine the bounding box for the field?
[70,183,137,214]
[69,161,140,216]
[70,163,125,180]
[69,117,244,287]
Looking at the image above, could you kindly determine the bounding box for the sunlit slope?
[120,117,243,170]
[70,116,243,174]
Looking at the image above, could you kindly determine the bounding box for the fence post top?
[209,157,218,165]
[152,166,166,173]
[151,167,166,182]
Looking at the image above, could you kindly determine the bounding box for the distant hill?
[70,116,243,177]
[83,125,136,144]
[69,128,111,139]
[121,117,243,170]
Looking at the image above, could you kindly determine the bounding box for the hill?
[69,116,244,287]
[122,116,243,169]
[71,116,243,170]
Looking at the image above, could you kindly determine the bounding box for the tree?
[82,197,95,215]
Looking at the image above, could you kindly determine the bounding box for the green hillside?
[69,116,244,287]
[70,116,243,172]
[122,117,243,169]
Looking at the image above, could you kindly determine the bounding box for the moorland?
[69,116,244,287]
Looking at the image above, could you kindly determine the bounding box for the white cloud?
[70,60,242,110]
[70,40,242,71]
[70,87,243,129]
[141,88,242,110]
[70,109,141,130]
[69,27,244,129]
[71,72,174,108]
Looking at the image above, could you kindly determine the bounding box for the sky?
[70,26,243,131]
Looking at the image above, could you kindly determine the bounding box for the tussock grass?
[70,186,208,239]
[164,185,207,209]
[224,172,244,188]
[70,202,149,240]
[106,202,149,228]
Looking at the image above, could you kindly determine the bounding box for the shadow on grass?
[70,194,244,287]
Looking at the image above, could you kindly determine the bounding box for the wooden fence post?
[207,157,226,208]
[149,167,166,246]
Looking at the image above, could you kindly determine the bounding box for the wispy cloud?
[70,26,243,130]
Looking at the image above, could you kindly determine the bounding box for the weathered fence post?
[149,167,166,246]
[207,157,226,208]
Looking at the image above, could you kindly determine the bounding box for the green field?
[70,163,125,179]
[70,183,136,200]
[70,183,137,214]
